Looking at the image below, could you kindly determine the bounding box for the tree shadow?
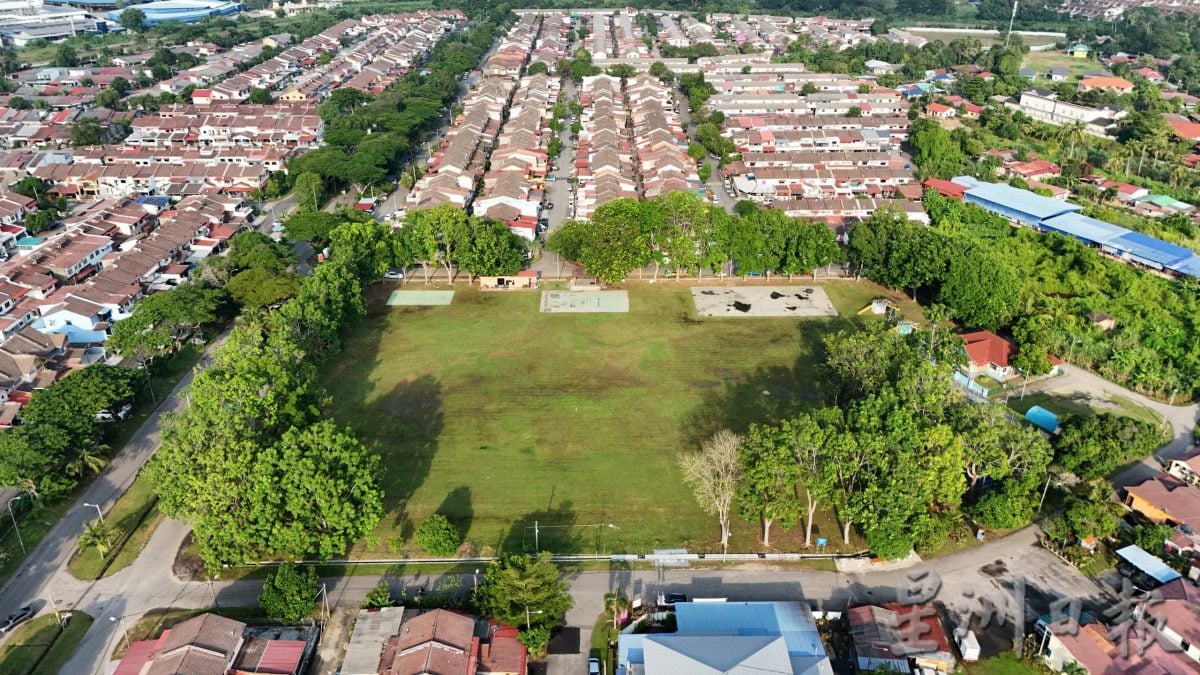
[500,499,581,555]
[360,374,444,534]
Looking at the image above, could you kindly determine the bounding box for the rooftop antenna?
[1004,0,1019,49]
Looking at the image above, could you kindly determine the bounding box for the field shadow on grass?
[372,374,444,536]
[500,499,581,555]
[683,362,821,448]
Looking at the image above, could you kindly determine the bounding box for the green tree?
[476,553,573,655]
[259,562,319,622]
[579,199,649,284]
[70,117,103,146]
[938,245,1021,329]
[249,87,274,104]
[414,514,461,556]
[226,267,302,309]
[52,44,79,67]
[460,219,524,279]
[1130,523,1172,554]
[527,61,549,76]
[119,7,146,32]
[247,421,384,561]
[603,590,628,630]
[909,118,965,179]
[329,219,405,282]
[283,209,338,242]
[737,424,802,547]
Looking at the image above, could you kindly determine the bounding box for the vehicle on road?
[0,606,33,633]
[384,269,405,280]
[587,657,601,674]
[271,220,284,232]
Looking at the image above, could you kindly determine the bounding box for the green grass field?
[0,612,93,675]
[324,282,920,557]
[1021,51,1098,82]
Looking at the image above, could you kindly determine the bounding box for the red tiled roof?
[923,178,966,199]
[961,329,1015,368]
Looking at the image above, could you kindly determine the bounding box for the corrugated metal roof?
[1116,545,1181,584]
[955,178,1081,221]
[1110,231,1194,267]
[1040,212,1127,245]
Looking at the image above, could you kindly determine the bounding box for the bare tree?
[679,430,742,553]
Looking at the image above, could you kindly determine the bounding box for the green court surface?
[387,290,455,306]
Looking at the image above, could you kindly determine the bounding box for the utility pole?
[7,495,25,555]
[1004,1,1019,49]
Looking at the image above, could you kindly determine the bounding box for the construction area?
[690,287,838,318]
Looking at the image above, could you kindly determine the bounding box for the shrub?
[363,579,393,609]
[258,562,318,622]
[414,514,461,557]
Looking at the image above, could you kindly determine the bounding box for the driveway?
[1021,365,1199,490]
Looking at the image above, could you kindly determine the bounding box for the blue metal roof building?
[952,177,1081,226]
[1116,544,1180,587]
[952,178,1200,280]
[106,0,243,26]
[1038,212,1127,245]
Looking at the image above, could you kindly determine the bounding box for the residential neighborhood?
[1,3,1200,675]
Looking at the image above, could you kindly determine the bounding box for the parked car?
[384,269,405,280]
[0,606,33,633]
[587,657,601,675]
[95,403,132,423]
[658,592,688,608]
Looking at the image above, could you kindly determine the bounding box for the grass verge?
[67,473,161,580]
[0,612,94,675]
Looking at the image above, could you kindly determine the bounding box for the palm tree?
[78,521,115,559]
[603,590,628,630]
[67,445,108,478]
[1056,121,1088,160]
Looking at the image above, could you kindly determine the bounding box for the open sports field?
[324,282,919,557]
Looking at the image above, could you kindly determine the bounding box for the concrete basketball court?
[387,290,455,306]
[540,290,630,313]
[691,286,838,317]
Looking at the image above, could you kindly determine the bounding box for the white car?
[384,269,405,280]
[587,657,601,675]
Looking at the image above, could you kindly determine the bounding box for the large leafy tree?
[938,244,1021,330]
[248,421,383,561]
[737,424,802,548]
[579,199,649,284]
[329,219,406,282]
[476,553,574,654]
[460,218,523,279]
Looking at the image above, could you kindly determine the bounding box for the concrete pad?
[540,290,629,313]
[386,290,454,306]
[691,286,838,317]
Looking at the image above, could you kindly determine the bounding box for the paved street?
[49,520,1106,674]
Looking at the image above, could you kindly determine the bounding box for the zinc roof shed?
[1038,212,1128,246]
[952,176,1081,226]
[1108,230,1196,270]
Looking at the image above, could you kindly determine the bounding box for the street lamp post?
[473,569,479,594]
[7,494,25,554]
[208,576,220,612]
[1170,387,1179,406]
[110,616,131,648]
[82,503,104,525]
[524,607,543,631]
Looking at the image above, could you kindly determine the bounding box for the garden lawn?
[325,283,905,557]
[1007,391,1165,430]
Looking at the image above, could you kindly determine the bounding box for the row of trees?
[145,220,400,570]
[547,193,839,284]
[681,323,1055,559]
